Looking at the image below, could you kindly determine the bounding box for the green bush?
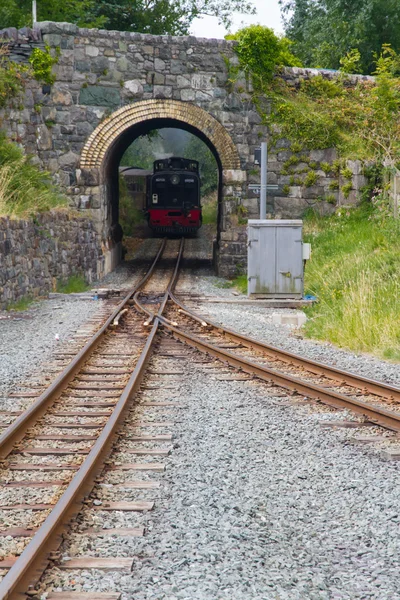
[0,48,27,107]
[0,133,66,216]
[227,25,302,85]
[29,46,59,85]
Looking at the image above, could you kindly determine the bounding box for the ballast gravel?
[0,298,102,403]
[46,369,400,600]
[2,231,400,599]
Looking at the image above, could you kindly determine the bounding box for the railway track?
[135,274,400,434]
[0,238,184,599]
[2,235,400,598]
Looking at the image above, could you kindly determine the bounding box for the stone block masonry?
[0,211,103,309]
[0,23,369,279]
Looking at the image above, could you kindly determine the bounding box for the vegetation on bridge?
[0,133,66,217]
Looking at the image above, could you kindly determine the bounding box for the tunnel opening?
[80,99,244,276]
[104,118,222,265]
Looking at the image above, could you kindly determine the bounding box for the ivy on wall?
[0,44,59,108]
[228,27,400,207]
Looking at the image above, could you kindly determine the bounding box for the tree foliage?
[0,0,255,35]
[121,128,218,197]
[227,25,302,86]
[280,0,400,74]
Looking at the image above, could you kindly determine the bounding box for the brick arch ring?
[80,99,241,171]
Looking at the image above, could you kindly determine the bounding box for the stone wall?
[0,211,102,309]
[0,23,369,278]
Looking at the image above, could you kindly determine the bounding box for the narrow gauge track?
[135,280,400,434]
[0,238,184,600]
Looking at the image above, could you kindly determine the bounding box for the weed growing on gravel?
[6,296,34,311]
[232,274,248,294]
[56,275,89,294]
[303,206,400,359]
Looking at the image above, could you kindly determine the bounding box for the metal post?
[32,0,37,24]
[260,141,267,219]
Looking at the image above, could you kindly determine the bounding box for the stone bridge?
[0,22,364,277]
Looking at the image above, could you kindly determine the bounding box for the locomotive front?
[147,157,202,234]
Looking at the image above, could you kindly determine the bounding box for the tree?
[0,0,103,29]
[280,0,400,74]
[1,0,255,35]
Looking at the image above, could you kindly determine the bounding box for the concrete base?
[195,298,314,308]
[103,242,122,275]
[272,312,307,327]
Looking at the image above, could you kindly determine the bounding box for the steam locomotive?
[146,157,202,234]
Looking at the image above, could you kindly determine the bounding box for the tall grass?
[0,133,66,217]
[202,192,218,225]
[303,207,400,359]
[118,175,145,236]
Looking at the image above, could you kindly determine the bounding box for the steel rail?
[161,322,400,432]
[0,237,184,600]
[0,321,160,600]
[126,269,400,430]
[133,238,185,324]
[0,239,167,460]
[168,291,400,403]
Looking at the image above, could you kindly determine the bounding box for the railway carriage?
[146,157,202,234]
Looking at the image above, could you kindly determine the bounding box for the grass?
[303,205,400,360]
[6,296,34,311]
[232,274,248,294]
[118,176,145,236]
[0,133,66,217]
[202,194,218,225]
[56,275,90,294]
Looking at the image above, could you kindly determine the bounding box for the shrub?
[0,133,66,217]
[29,46,59,85]
[227,25,302,85]
[0,46,27,107]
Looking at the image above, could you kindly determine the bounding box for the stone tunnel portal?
[79,100,245,274]
[105,119,222,248]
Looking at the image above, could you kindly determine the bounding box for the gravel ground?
[2,230,400,599]
[0,298,103,402]
[42,348,400,600]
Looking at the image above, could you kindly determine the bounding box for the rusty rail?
[0,237,185,600]
[168,290,400,403]
[162,322,400,432]
[0,239,166,460]
[133,279,400,432]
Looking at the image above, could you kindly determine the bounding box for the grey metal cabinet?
[247,220,304,298]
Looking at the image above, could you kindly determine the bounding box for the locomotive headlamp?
[170,174,180,185]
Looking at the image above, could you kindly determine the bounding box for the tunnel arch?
[78,100,246,273]
[80,99,241,171]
